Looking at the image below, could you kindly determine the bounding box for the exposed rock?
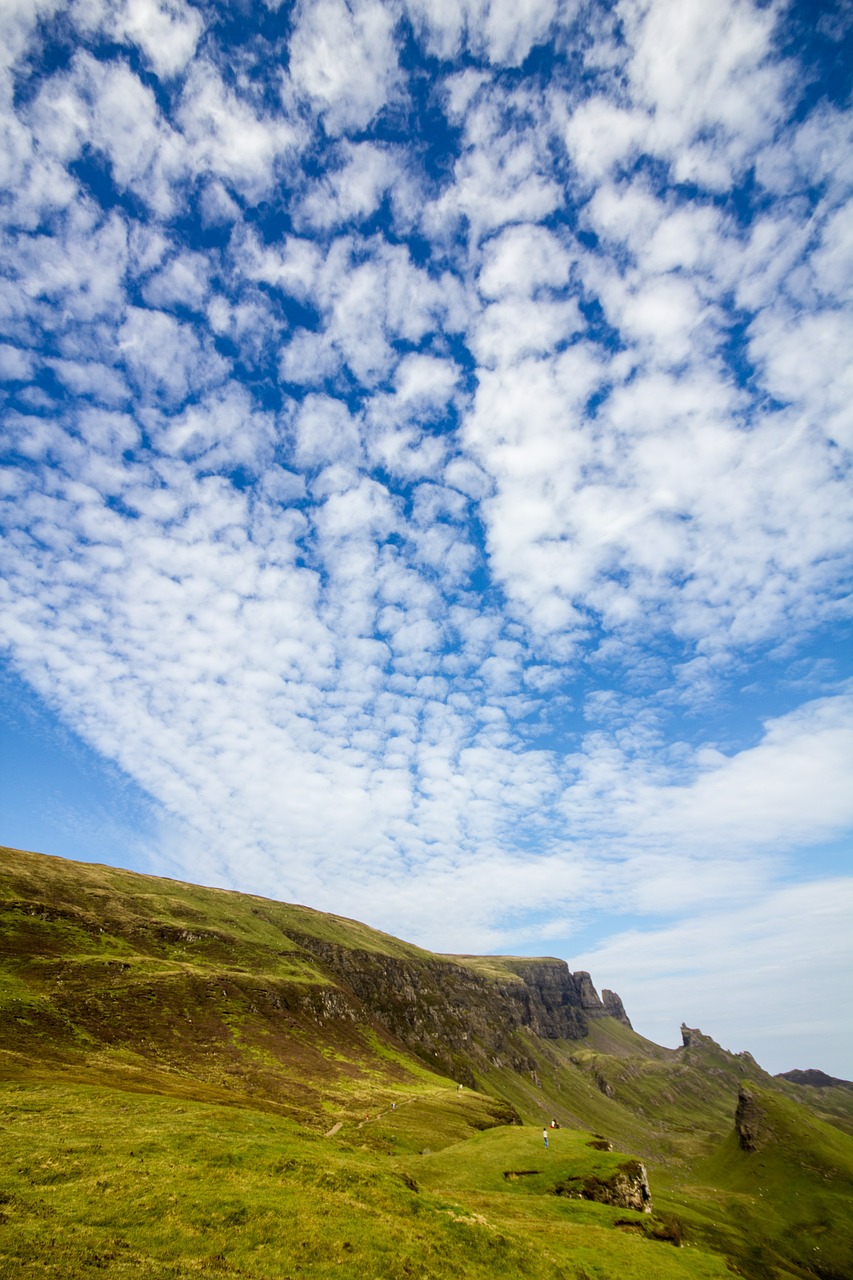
[285,938,605,1085]
[680,1023,714,1050]
[735,1085,765,1152]
[602,989,632,1028]
[501,960,597,1038]
[595,1071,615,1098]
[676,1018,696,1049]
[555,1159,652,1213]
[574,971,606,1015]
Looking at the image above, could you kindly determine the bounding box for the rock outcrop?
[735,1085,765,1151]
[286,936,627,1085]
[555,1159,653,1212]
[574,970,607,1015]
[602,988,632,1027]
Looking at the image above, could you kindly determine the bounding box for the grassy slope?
[0,1079,734,1280]
[1,845,852,1280]
[0,845,452,1125]
[692,1085,853,1280]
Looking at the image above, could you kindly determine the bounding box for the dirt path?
[325,1086,463,1135]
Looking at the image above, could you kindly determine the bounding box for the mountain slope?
[2,844,852,1280]
[0,845,621,1123]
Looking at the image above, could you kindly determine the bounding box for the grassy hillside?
[0,844,457,1125]
[1,845,852,1280]
[0,1079,734,1280]
[626,1083,853,1280]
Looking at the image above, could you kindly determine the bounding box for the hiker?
[543,1128,549,1148]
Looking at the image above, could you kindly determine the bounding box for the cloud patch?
[1,0,851,1078]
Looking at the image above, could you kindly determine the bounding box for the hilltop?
[1,845,852,1280]
[0,844,628,1121]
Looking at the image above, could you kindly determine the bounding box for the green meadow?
[0,1079,734,1280]
[1,846,852,1279]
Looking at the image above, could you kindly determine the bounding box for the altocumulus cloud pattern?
[1,0,852,1071]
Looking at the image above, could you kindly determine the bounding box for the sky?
[0,0,851,1078]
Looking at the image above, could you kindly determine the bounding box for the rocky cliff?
[0,846,632,1108]
[289,935,620,1085]
[601,988,632,1027]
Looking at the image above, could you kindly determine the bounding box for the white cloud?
[748,307,853,450]
[2,201,128,335]
[575,878,853,1077]
[562,0,790,192]
[467,345,852,650]
[756,102,853,199]
[72,0,203,79]
[563,97,647,183]
[1,0,852,1080]
[0,344,34,380]
[393,353,459,405]
[0,0,63,80]
[405,0,567,66]
[478,223,573,299]
[426,110,563,245]
[153,384,278,472]
[289,0,401,135]
[810,202,853,303]
[298,142,413,230]
[50,359,131,405]
[292,394,363,468]
[274,238,468,389]
[198,180,241,227]
[471,296,581,366]
[279,330,342,387]
[179,61,300,199]
[118,306,229,406]
[28,53,187,217]
[142,251,209,311]
[561,691,853,870]
[619,0,790,188]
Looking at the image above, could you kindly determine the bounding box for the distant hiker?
[543,1128,549,1148]
[391,1102,396,1111]
[550,1119,560,1129]
[458,1084,463,1091]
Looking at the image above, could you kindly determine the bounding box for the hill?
[1,845,852,1280]
[0,844,628,1123]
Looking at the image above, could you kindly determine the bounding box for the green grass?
[2,845,852,1280]
[414,1123,639,1195]
[0,845,433,964]
[0,1080,734,1280]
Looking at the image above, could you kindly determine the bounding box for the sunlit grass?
[0,1080,735,1280]
[3,846,853,1280]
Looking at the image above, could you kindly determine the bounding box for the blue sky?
[1,0,851,1076]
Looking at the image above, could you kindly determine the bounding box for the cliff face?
[289,937,615,1085]
[0,846,633,1107]
[735,1085,765,1151]
[601,989,632,1027]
